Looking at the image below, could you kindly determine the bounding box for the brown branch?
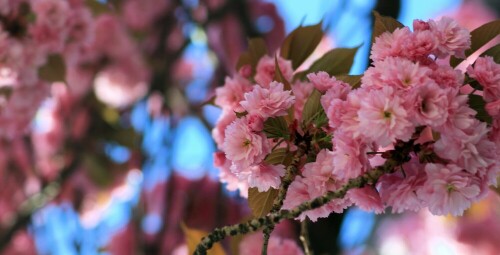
[194,158,399,255]
[0,156,81,252]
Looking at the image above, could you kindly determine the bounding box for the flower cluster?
[212,15,500,224]
[213,56,295,193]
[0,0,155,138]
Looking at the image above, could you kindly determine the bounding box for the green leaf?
[109,128,140,148]
[468,94,492,124]
[274,55,292,90]
[480,44,500,64]
[302,89,324,126]
[263,116,289,139]
[294,47,360,80]
[0,87,13,100]
[313,110,328,128]
[38,54,66,82]
[85,0,111,16]
[451,20,500,67]
[181,223,226,255]
[83,153,113,187]
[372,11,404,43]
[236,38,268,73]
[265,148,288,165]
[248,187,278,218]
[465,74,483,91]
[336,74,362,88]
[280,22,324,69]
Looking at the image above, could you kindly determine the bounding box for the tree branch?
[194,158,398,255]
[0,156,80,252]
[262,148,305,254]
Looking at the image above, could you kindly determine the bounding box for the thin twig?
[300,219,313,255]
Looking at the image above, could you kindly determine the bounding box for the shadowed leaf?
[280,22,324,69]
[274,55,292,90]
[451,20,500,67]
[468,94,492,124]
[336,74,362,88]
[480,44,500,64]
[85,0,111,16]
[248,187,278,217]
[372,11,404,43]
[265,148,288,165]
[236,38,268,73]
[38,54,66,82]
[302,89,324,126]
[294,47,360,80]
[263,116,289,139]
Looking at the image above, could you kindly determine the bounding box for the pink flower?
[417,163,481,216]
[307,71,350,93]
[29,0,72,52]
[254,55,293,87]
[215,74,252,112]
[223,117,271,170]
[245,113,264,132]
[291,80,314,121]
[429,64,464,89]
[486,99,500,118]
[283,150,351,221]
[93,61,149,108]
[331,131,371,180]
[378,160,427,213]
[320,79,351,111]
[347,186,384,213]
[362,57,433,90]
[213,152,248,197]
[370,27,412,62]
[65,7,95,47]
[434,121,496,174]
[467,56,500,102]
[283,175,351,222]
[435,88,476,132]
[0,78,49,138]
[240,81,295,119]
[327,89,364,136]
[240,163,285,192]
[239,233,304,255]
[0,0,24,16]
[406,82,449,127]
[428,17,471,58]
[92,15,137,59]
[358,87,414,146]
[404,30,438,61]
[65,64,94,98]
[32,0,70,28]
[413,19,431,31]
[212,111,236,149]
[122,0,170,30]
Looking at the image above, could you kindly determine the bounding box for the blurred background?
[0,0,499,254]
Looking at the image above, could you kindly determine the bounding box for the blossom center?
[383,111,392,119]
[403,77,411,86]
[243,139,252,147]
[446,183,456,193]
